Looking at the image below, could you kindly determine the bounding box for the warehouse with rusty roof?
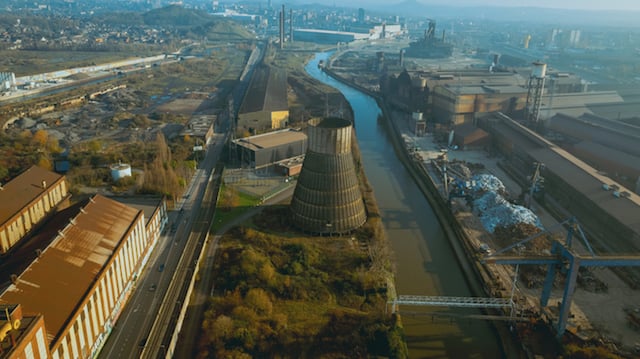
[0,193,166,358]
[0,166,70,254]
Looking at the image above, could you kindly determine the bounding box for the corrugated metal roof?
[530,146,640,234]
[573,141,640,172]
[234,128,307,151]
[0,194,141,343]
[490,116,640,235]
[548,113,640,158]
[239,65,288,114]
[539,91,624,119]
[0,166,64,227]
[446,85,527,95]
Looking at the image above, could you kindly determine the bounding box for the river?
[305,53,502,358]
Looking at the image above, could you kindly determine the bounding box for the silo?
[290,117,367,234]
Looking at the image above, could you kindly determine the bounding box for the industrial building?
[290,117,367,234]
[536,91,624,120]
[0,304,47,358]
[481,113,640,257]
[0,166,167,358]
[237,65,289,134]
[381,68,621,128]
[232,128,307,169]
[293,29,369,44]
[0,166,70,254]
[211,9,261,24]
[546,112,640,192]
[432,84,528,126]
[347,24,403,39]
[0,73,16,93]
[381,69,530,124]
[180,115,216,145]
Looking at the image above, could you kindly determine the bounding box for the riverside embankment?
[306,52,509,358]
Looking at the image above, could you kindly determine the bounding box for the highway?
[98,131,226,358]
[102,42,264,358]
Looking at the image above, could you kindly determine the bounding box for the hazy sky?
[424,0,640,11]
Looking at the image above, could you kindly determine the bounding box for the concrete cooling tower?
[290,117,367,234]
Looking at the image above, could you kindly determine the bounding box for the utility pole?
[441,150,449,200]
[526,162,544,209]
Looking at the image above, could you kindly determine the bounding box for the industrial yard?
[394,112,640,353]
[323,43,640,356]
[3,2,640,357]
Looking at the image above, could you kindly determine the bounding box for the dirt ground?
[156,98,207,114]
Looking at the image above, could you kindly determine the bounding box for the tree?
[37,156,52,170]
[245,288,273,316]
[32,129,49,147]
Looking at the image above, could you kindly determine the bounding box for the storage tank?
[290,117,367,234]
[110,163,132,181]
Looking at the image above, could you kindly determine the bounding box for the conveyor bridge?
[389,295,513,312]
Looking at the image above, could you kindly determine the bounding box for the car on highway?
[149,284,157,291]
[158,264,165,272]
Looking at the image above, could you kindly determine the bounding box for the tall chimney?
[279,5,285,49]
[289,8,293,43]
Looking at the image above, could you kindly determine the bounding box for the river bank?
[306,52,504,358]
[319,58,528,359]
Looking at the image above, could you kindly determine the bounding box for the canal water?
[305,53,502,358]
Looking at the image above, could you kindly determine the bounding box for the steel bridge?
[389,295,514,313]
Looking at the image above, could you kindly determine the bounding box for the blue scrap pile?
[470,174,542,233]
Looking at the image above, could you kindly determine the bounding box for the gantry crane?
[484,217,640,337]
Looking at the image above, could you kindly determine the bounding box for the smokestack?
[289,8,293,43]
[279,5,285,49]
[442,29,446,42]
[399,49,405,67]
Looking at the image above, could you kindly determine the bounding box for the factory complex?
[0,166,168,358]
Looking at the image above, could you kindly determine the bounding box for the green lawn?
[211,184,260,233]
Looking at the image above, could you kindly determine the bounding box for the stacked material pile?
[470,174,542,233]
